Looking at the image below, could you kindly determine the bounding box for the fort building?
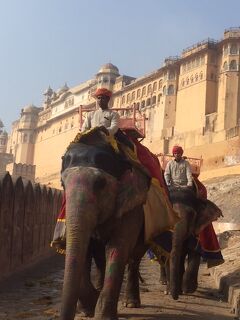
[5,28,240,187]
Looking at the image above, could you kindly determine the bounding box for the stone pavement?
[0,252,234,320]
[211,231,240,319]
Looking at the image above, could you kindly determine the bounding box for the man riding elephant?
[81,88,120,136]
[164,145,193,190]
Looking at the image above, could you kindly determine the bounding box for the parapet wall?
[0,172,63,281]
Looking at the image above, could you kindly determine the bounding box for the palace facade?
[5,28,240,186]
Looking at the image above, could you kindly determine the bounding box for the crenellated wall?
[0,172,63,281]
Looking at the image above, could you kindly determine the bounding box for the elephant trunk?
[60,172,99,320]
[170,224,183,300]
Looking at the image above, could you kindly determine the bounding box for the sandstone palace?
[2,28,240,186]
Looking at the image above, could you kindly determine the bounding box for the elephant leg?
[77,242,99,317]
[160,263,167,285]
[123,241,147,308]
[182,251,201,294]
[91,239,106,291]
[94,208,144,320]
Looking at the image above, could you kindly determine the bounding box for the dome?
[23,104,38,113]
[97,63,120,76]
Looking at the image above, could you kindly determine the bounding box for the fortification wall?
[0,172,63,281]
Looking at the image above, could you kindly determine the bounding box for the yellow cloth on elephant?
[144,178,180,241]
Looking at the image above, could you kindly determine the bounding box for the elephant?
[59,128,153,320]
[123,188,223,306]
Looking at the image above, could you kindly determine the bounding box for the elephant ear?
[115,168,149,218]
[195,198,223,234]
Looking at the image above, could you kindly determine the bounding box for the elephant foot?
[182,281,198,294]
[77,301,95,318]
[122,298,141,308]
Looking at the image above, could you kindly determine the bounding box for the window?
[230,44,238,54]
[152,96,156,105]
[137,89,141,98]
[163,85,166,95]
[122,96,125,104]
[181,79,185,87]
[132,91,135,100]
[127,93,131,103]
[195,73,198,81]
[199,72,203,80]
[141,100,145,108]
[158,94,162,102]
[168,85,174,95]
[158,79,163,89]
[169,71,175,80]
[153,82,157,92]
[146,98,151,106]
[223,61,228,71]
[230,60,237,70]
[190,75,194,83]
[142,86,146,96]
[147,84,152,95]
[223,45,228,56]
[186,77,189,85]
[103,76,108,83]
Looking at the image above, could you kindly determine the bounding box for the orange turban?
[94,88,112,98]
[172,145,183,155]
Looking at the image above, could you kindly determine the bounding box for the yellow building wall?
[175,81,206,133]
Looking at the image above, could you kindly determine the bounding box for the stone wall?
[0,172,63,281]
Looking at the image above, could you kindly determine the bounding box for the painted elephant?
[124,188,223,306]
[59,128,151,320]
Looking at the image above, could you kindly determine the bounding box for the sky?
[0,0,240,132]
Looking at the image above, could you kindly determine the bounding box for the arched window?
[195,73,198,81]
[146,98,151,106]
[157,93,162,102]
[223,61,228,71]
[168,85,174,95]
[190,75,194,83]
[158,79,163,89]
[230,44,238,54]
[132,91,135,100]
[163,85,166,95]
[153,82,157,92]
[141,100,145,108]
[230,60,237,70]
[186,77,189,85]
[142,86,146,96]
[152,95,156,105]
[137,89,141,98]
[147,84,152,95]
[127,93,131,103]
[136,102,140,110]
[199,72,203,80]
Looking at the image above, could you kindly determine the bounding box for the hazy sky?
[1,0,240,131]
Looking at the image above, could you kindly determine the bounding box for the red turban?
[94,88,112,98]
[172,145,183,155]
